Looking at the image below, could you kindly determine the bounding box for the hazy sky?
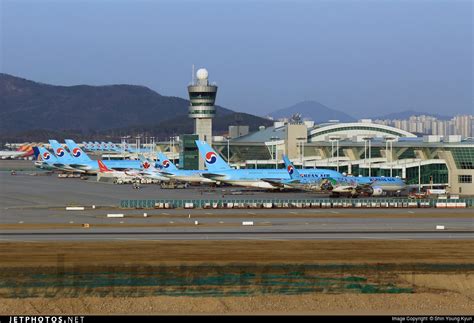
[1,0,472,117]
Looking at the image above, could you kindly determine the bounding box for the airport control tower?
[188,68,218,169]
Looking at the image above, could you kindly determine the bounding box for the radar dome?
[196,68,208,80]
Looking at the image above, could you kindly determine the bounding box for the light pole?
[385,137,395,177]
[135,135,142,154]
[226,136,230,163]
[270,136,279,169]
[363,137,373,177]
[150,137,155,153]
[329,136,340,173]
[296,137,305,169]
[418,159,421,193]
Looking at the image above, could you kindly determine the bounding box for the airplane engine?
[370,187,384,196]
[320,179,333,191]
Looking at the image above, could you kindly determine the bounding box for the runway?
[1,171,473,242]
[1,228,472,241]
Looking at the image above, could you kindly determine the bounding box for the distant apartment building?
[374,115,473,138]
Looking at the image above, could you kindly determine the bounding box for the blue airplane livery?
[195,140,344,189]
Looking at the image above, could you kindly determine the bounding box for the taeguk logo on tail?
[42,152,50,160]
[72,147,81,157]
[56,147,65,157]
[287,165,294,175]
[205,152,217,164]
[162,160,170,168]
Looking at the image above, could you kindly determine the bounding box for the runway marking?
[219,221,224,224]
[205,212,213,215]
[119,221,124,224]
[248,212,256,215]
[408,211,415,214]
[169,221,174,224]
[69,221,74,224]
[331,211,339,214]
[290,212,298,215]
[161,213,169,215]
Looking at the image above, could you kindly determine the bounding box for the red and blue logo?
[205,152,217,164]
[42,152,51,160]
[72,147,81,158]
[287,165,294,175]
[162,160,170,168]
[56,147,65,157]
[142,161,151,169]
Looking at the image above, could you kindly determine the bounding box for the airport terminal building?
[203,121,474,196]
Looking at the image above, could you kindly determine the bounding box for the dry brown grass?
[1,293,473,315]
[1,240,473,267]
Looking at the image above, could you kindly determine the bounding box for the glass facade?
[189,110,215,115]
[405,164,449,185]
[236,146,271,161]
[450,148,474,169]
[191,102,215,106]
[179,134,199,170]
[458,175,472,183]
[189,92,217,100]
[398,148,416,159]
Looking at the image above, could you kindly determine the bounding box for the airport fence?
[119,197,473,209]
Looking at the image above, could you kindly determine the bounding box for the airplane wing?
[200,172,227,179]
[260,178,287,188]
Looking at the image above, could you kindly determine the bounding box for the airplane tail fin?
[156,152,178,171]
[138,154,156,171]
[282,155,301,179]
[49,140,72,161]
[65,139,92,162]
[32,147,40,160]
[97,160,112,172]
[37,146,57,162]
[195,141,231,171]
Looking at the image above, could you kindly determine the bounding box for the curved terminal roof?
[308,122,416,142]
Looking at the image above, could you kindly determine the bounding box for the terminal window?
[458,175,472,183]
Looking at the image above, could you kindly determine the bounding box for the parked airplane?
[155,152,215,184]
[278,155,360,197]
[136,155,170,182]
[97,160,141,179]
[279,155,406,197]
[60,139,142,173]
[195,140,343,189]
[33,146,82,172]
[0,150,27,159]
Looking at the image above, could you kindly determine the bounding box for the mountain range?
[0,73,457,142]
[267,101,356,123]
[0,74,272,141]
